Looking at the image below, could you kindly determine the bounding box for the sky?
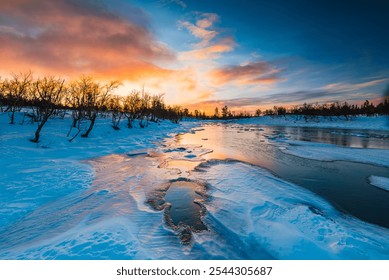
[0,0,388,113]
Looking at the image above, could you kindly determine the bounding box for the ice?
[279,140,389,167]
[368,176,389,192]
[195,161,389,259]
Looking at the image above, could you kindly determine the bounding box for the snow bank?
[280,140,389,167]
[195,161,389,260]
[368,176,389,192]
[236,115,389,131]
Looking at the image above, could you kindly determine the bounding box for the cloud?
[179,37,236,60]
[0,0,175,80]
[184,88,384,114]
[210,61,283,86]
[178,13,220,48]
[321,78,388,92]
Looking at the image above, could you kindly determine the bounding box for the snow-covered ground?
[1,113,389,259]
[0,112,195,230]
[196,161,389,260]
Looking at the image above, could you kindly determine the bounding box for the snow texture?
[280,140,389,167]
[1,112,389,260]
[368,176,389,192]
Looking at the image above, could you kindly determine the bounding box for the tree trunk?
[31,117,48,142]
[9,110,15,124]
[127,117,133,128]
[71,117,78,128]
[82,116,96,138]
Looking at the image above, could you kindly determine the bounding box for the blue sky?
[125,0,389,110]
[1,0,388,112]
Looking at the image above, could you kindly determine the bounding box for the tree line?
[198,99,388,121]
[263,100,389,121]
[0,72,184,142]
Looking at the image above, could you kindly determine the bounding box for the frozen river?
[177,124,389,228]
[1,121,389,259]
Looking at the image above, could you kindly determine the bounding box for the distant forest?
[1,72,388,142]
[203,98,389,121]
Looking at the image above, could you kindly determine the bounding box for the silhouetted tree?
[108,95,124,130]
[2,72,32,124]
[30,76,65,142]
[213,107,219,118]
[123,91,140,128]
[81,79,119,137]
[221,105,230,118]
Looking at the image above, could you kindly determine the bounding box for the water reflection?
[164,181,207,231]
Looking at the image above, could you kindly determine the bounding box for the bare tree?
[65,77,91,141]
[2,72,32,124]
[123,91,141,128]
[150,93,165,122]
[81,79,120,138]
[108,95,124,130]
[139,91,151,128]
[30,76,65,142]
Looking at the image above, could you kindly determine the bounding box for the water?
[177,124,389,228]
[265,126,389,149]
[164,181,207,231]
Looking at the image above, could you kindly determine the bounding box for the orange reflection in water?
[176,124,279,171]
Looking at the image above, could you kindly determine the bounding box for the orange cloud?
[179,37,236,60]
[178,13,220,48]
[210,61,283,86]
[0,0,175,80]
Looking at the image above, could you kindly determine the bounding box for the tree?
[108,95,124,130]
[138,91,151,128]
[123,91,141,128]
[30,76,65,142]
[214,107,219,118]
[150,93,165,122]
[81,79,120,137]
[255,109,261,117]
[65,77,90,141]
[2,72,32,124]
[221,105,229,118]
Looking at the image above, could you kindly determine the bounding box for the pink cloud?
[178,13,220,48]
[210,61,283,86]
[0,0,175,80]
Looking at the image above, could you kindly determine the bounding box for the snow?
[0,112,195,230]
[195,161,389,260]
[235,115,389,131]
[1,112,389,260]
[233,116,389,167]
[280,140,389,167]
[368,176,389,192]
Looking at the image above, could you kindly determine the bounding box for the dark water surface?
[177,124,389,228]
[164,181,206,231]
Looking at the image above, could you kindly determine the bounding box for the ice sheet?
[369,176,389,192]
